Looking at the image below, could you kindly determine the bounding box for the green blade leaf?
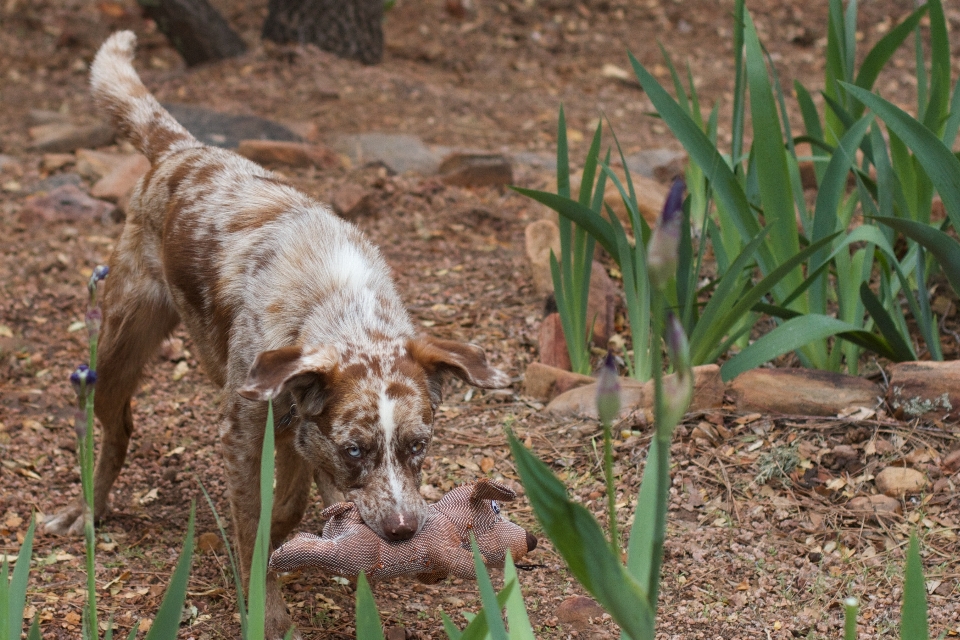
[7,515,36,640]
[503,553,536,640]
[145,502,195,640]
[843,83,960,231]
[901,534,928,640]
[873,216,960,295]
[852,5,927,107]
[514,188,618,257]
[355,573,386,640]
[249,400,277,640]
[721,315,867,381]
[440,612,463,640]
[457,582,515,640]
[859,283,917,361]
[26,616,42,640]
[470,536,508,640]
[507,431,654,640]
[198,482,246,636]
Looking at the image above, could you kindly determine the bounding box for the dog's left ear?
[408,337,510,404]
[238,345,339,410]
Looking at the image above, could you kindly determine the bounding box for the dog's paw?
[43,501,91,536]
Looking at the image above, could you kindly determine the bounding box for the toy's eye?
[411,441,426,455]
[346,445,362,459]
[491,501,501,515]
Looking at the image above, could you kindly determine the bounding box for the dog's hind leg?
[45,221,179,535]
[270,435,313,545]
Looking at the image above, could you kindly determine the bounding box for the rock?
[875,467,927,497]
[196,532,224,553]
[573,167,668,227]
[27,173,85,194]
[511,151,557,171]
[587,263,617,346]
[385,627,407,640]
[91,154,150,214]
[546,364,723,418]
[522,362,595,401]
[556,595,605,628]
[728,369,880,416]
[524,219,560,296]
[887,361,960,422]
[28,109,71,126]
[28,122,115,153]
[19,184,116,225]
[624,148,687,182]
[438,152,513,187]
[236,140,338,168]
[538,313,571,371]
[42,153,75,172]
[158,337,185,362]
[75,149,130,180]
[161,103,302,149]
[331,183,374,218]
[847,494,901,520]
[333,133,445,174]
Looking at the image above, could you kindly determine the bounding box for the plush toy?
[269,479,538,584]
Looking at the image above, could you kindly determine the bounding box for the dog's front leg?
[221,403,299,640]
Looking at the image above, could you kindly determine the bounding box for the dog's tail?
[90,31,196,163]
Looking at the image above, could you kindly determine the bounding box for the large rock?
[522,362,594,401]
[572,167,668,227]
[19,184,116,225]
[28,122,115,153]
[887,361,960,423]
[524,219,560,296]
[331,183,374,219]
[538,313,570,371]
[556,595,605,629]
[162,103,302,149]
[546,364,723,418]
[875,467,927,497]
[728,368,880,416]
[624,148,687,182]
[847,494,902,520]
[75,149,129,180]
[333,133,445,174]
[439,153,513,187]
[236,140,339,168]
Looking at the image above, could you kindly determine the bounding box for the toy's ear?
[319,501,356,520]
[470,479,517,503]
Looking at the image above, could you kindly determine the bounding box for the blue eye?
[346,445,362,458]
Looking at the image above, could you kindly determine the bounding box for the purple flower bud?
[646,178,686,291]
[85,307,102,336]
[665,312,690,374]
[69,364,97,398]
[93,265,110,281]
[88,265,109,300]
[596,352,621,425]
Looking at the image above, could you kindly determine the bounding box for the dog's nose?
[526,532,538,552]
[382,511,418,541]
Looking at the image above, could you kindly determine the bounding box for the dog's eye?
[346,445,362,459]
[410,441,426,455]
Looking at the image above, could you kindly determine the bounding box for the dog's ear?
[407,337,510,405]
[238,345,338,410]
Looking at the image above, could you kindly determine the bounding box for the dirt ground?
[2,1,960,638]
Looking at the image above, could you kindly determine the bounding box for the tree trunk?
[138,0,247,67]
[262,0,384,65]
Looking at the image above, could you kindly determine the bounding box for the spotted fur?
[45,31,510,640]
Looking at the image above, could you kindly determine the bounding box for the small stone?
[439,152,513,187]
[887,361,960,422]
[556,595,605,628]
[538,313,571,371]
[331,183,373,218]
[42,153,75,171]
[875,467,927,497]
[196,532,224,553]
[729,369,880,416]
[75,149,129,180]
[333,133,444,174]
[19,184,116,225]
[28,122,115,153]
[847,494,902,520]
[236,140,339,168]
[386,628,406,640]
[158,337,185,362]
[522,362,594,401]
[162,103,302,149]
[172,360,190,381]
[27,173,84,194]
[91,154,150,214]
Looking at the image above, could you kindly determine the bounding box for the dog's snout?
[526,532,538,552]
[381,510,419,541]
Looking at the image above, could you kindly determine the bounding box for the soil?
[2,1,960,639]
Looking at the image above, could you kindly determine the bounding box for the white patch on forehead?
[378,386,406,504]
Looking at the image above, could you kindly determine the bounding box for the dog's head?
[237,337,509,541]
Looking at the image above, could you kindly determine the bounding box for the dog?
[44,31,510,638]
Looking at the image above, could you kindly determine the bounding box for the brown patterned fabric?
[269,479,537,583]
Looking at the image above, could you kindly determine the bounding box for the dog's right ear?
[237,345,338,406]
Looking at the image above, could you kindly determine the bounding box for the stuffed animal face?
[269,479,537,583]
